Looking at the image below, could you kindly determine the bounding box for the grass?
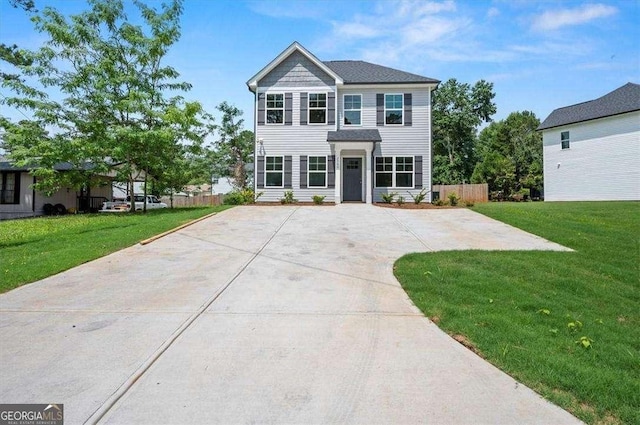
[0,206,231,293]
[394,201,639,425]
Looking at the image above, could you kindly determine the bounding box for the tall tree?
[472,111,543,196]
[0,0,213,208]
[432,78,496,184]
[212,102,253,190]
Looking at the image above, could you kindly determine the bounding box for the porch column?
[334,147,342,204]
[364,145,373,204]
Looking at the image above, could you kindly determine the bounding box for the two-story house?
[246,42,439,204]
[538,82,640,201]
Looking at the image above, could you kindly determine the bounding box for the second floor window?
[309,93,327,124]
[561,131,570,149]
[266,94,284,124]
[385,94,403,125]
[344,94,361,125]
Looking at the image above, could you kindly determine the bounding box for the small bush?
[463,200,475,208]
[396,195,405,206]
[381,192,397,204]
[447,191,459,206]
[224,189,261,205]
[223,191,245,205]
[432,198,445,206]
[408,188,429,204]
[312,195,325,205]
[280,190,297,204]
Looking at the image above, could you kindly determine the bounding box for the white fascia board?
[246,41,343,91]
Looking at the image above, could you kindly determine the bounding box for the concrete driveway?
[0,205,579,425]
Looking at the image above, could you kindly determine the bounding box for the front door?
[343,158,362,202]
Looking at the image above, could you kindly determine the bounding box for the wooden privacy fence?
[432,184,488,203]
[161,194,224,207]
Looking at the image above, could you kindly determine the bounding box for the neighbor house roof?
[324,60,439,85]
[538,82,640,130]
[1,158,102,172]
[327,129,382,142]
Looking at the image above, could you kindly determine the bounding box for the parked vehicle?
[101,195,167,212]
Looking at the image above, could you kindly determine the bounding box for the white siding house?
[0,158,113,220]
[246,42,439,203]
[539,83,640,201]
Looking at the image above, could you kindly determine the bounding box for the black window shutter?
[256,157,265,188]
[414,156,422,189]
[300,93,308,125]
[376,94,384,126]
[327,92,335,125]
[404,93,412,126]
[327,155,335,188]
[285,93,292,125]
[284,156,292,188]
[300,156,308,188]
[257,93,265,126]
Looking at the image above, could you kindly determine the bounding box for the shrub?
[447,191,459,206]
[463,200,475,208]
[280,190,297,204]
[381,192,397,204]
[223,191,245,205]
[408,188,429,204]
[312,195,325,205]
[396,195,405,206]
[432,199,446,206]
[224,189,262,205]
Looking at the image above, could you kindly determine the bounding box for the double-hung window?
[375,157,393,187]
[395,157,413,187]
[309,93,327,124]
[308,156,327,187]
[561,131,570,149]
[266,94,284,124]
[375,157,414,188]
[265,156,284,187]
[1,172,20,204]
[343,94,361,125]
[385,94,403,125]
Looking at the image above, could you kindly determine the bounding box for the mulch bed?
[374,202,459,209]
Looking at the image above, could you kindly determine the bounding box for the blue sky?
[1,0,638,131]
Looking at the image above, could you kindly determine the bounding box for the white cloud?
[487,7,500,18]
[531,3,617,32]
[332,21,380,39]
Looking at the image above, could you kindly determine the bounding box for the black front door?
[343,158,362,202]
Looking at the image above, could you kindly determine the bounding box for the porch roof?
[327,129,382,142]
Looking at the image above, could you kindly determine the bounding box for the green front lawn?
[0,206,231,293]
[394,202,639,425]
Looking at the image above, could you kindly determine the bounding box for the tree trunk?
[143,172,148,213]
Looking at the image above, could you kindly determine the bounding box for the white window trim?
[384,93,404,126]
[307,155,328,189]
[343,94,362,127]
[265,155,285,188]
[265,93,285,126]
[308,92,327,125]
[561,131,570,150]
[374,155,415,188]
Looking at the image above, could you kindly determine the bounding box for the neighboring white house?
[211,177,234,194]
[246,42,439,204]
[538,82,640,201]
[0,158,113,220]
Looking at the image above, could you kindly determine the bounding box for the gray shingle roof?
[0,159,96,172]
[327,129,382,142]
[323,60,439,85]
[538,82,640,130]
